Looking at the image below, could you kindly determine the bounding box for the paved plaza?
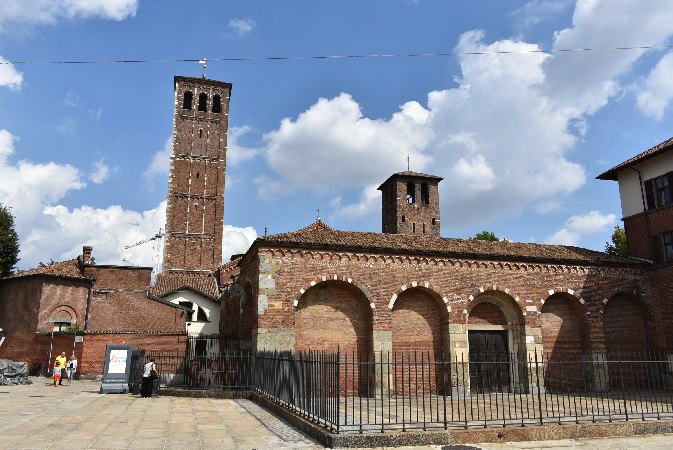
[1,378,673,449]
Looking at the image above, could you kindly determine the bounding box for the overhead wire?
[2,44,673,65]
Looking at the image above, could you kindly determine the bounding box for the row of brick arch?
[291,279,654,360]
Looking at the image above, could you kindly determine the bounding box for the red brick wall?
[540,294,588,358]
[648,266,673,349]
[250,248,653,355]
[468,302,508,325]
[37,279,89,332]
[392,289,445,356]
[79,333,186,375]
[87,291,188,333]
[0,277,43,334]
[85,266,152,290]
[295,281,372,356]
[624,203,673,262]
[603,294,650,355]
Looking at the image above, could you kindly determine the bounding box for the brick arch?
[543,288,588,313]
[540,292,591,359]
[387,281,450,314]
[465,287,523,323]
[50,304,78,324]
[293,275,372,309]
[602,290,655,356]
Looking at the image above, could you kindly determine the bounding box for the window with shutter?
[663,232,673,264]
[654,173,673,207]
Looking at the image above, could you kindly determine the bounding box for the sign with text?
[99,344,133,394]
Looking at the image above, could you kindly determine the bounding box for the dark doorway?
[469,330,510,393]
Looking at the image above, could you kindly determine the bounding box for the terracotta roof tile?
[255,222,645,267]
[377,171,444,190]
[150,273,219,300]
[6,259,88,281]
[597,136,673,180]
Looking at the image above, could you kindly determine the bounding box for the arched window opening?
[198,93,207,112]
[196,173,200,179]
[182,91,193,110]
[212,95,221,113]
[421,183,430,205]
[401,215,406,223]
[413,223,416,233]
[406,182,415,204]
[432,218,436,226]
[422,223,426,234]
[196,306,208,322]
[199,128,203,138]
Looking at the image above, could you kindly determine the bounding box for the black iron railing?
[146,349,673,434]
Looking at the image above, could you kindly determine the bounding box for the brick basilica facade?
[1,75,672,381]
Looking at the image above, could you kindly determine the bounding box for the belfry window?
[406,182,415,204]
[198,93,207,112]
[212,95,221,113]
[183,91,193,110]
[421,183,429,205]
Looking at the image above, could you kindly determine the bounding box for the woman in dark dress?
[141,358,157,398]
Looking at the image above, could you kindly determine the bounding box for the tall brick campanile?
[378,171,443,237]
[163,76,232,273]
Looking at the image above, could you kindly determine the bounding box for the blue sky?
[1,0,673,271]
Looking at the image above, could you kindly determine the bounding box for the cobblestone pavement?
[1,378,672,450]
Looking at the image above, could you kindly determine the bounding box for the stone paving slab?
[1,378,673,449]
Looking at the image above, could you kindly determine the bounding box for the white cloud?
[535,200,561,214]
[55,117,76,136]
[143,138,172,188]
[330,185,381,221]
[0,55,23,90]
[222,225,257,262]
[511,0,572,30]
[0,0,138,31]
[253,0,673,230]
[545,210,616,245]
[258,93,432,199]
[228,126,259,165]
[0,129,85,246]
[89,159,112,184]
[636,52,673,120]
[21,201,167,269]
[228,18,255,37]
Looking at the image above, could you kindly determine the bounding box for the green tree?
[469,230,499,241]
[604,225,628,257]
[0,203,20,277]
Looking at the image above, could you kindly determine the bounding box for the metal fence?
[147,349,673,434]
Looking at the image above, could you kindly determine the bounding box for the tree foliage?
[604,225,628,257]
[469,231,499,242]
[0,203,20,277]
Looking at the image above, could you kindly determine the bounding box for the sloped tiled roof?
[216,256,243,274]
[5,259,89,281]
[150,273,219,300]
[377,171,444,190]
[252,221,644,267]
[597,136,673,180]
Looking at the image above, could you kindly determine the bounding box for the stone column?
[447,324,470,396]
[590,352,610,392]
[523,325,545,394]
[372,331,392,395]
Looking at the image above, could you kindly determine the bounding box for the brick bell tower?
[163,76,232,274]
[377,171,443,237]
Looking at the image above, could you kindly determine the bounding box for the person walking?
[52,359,62,387]
[66,354,77,386]
[55,352,67,386]
[141,358,157,398]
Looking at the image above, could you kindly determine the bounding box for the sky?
[1,0,673,272]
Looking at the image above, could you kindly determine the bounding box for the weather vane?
[316,208,321,222]
[199,58,207,78]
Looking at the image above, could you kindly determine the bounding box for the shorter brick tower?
[163,76,232,274]
[378,171,443,236]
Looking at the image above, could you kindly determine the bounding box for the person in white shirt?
[66,355,77,386]
[141,358,157,398]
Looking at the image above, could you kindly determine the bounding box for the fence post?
[534,350,543,425]
[590,352,609,392]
